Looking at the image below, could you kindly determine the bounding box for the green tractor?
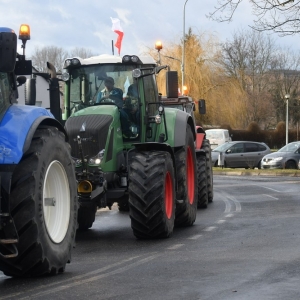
[62,54,213,238]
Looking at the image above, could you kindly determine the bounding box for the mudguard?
[164,108,196,148]
[0,105,61,164]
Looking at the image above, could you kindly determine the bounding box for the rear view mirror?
[25,78,36,105]
[198,99,206,114]
[0,30,17,72]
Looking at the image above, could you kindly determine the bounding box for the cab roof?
[69,54,157,66]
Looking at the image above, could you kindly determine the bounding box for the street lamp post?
[285,94,290,145]
[182,0,189,95]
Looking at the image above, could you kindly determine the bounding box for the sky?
[1,0,300,59]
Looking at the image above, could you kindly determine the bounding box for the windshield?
[68,64,138,111]
[0,72,11,120]
[278,142,300,153]
[213,142,232,152]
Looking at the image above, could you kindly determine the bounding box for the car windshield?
[278,142,300,153]
[213,142,232,152]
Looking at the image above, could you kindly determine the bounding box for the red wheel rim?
[165,171,173,219]
[187,147,195,204]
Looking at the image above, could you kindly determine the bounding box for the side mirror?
[198,99,206,114]
[16,76,27,87]
[0,31,17,72]
[25,78,36,105]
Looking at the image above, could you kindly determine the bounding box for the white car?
[205,129,231,150]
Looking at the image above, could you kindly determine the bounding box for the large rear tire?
[174,125,198,227]
[128,151,175,239]
[0,127,77,277]
[196,154,208,209]
[202,139,213,203]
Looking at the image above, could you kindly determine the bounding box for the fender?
[164,108,196,147]
[0,105,65,164]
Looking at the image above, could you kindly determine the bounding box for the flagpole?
[111,40,114,55]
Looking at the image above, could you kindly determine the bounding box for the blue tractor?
[0,25,77,277]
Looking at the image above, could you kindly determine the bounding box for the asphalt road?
[1,175,300,300]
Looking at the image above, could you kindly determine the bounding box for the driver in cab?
[96,77,123,108]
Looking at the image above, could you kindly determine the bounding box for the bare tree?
[69,47,94,59]
[209,0,300,35]
[268,49,300,125]
[31,46,95,73]
[31,46,69,73]
[220,29,276,126]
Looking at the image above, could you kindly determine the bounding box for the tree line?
[30,47,95,73]
[151,27,300,130]
[31,27,300,130]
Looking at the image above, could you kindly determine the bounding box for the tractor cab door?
[140,73,160,142]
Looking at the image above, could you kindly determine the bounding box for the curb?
[213,171,300,177]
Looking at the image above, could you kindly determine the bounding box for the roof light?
[71,58,80,65]
[131,55,139,63]
[122,55,141,64]
[18,24,30,41]
[123,55,131,63]
[63,58,81,69]
[182,85,188,95]
[155,41,162,51]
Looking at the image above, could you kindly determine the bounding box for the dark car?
[211,141,271,169]
[261,141,300,169]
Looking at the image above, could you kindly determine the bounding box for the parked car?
[261,141,300,169]
[212,141,271,169]
[205,129,231,149]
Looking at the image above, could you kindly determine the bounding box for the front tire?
[285,160,297,169]
[0,127,77,277]
[128,151,175,239]
[118,195,130,212]
[77,202,97,230]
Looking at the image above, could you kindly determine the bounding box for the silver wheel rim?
[43,160,70,243]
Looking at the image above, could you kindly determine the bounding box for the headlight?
[71,58,80,65]
[132,68,142,78]
[63,57,81,69]
[61,72,70,81]
[273,157,283,161]
[89,149,105,166]
[155,114,162,124]
[122,55,141,64]
[64,59,72,68]
[89,157,101,165]
[72,157,82,167]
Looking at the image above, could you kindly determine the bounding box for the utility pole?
[182,0,189,94]
[285,94,290,145]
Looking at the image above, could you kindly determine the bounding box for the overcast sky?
[1,0,300,58]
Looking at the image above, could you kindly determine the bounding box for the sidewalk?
[213,168,300,177]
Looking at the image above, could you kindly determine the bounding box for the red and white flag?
[111,17,124,55]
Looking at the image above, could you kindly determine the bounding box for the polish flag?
[111,17,124,55]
